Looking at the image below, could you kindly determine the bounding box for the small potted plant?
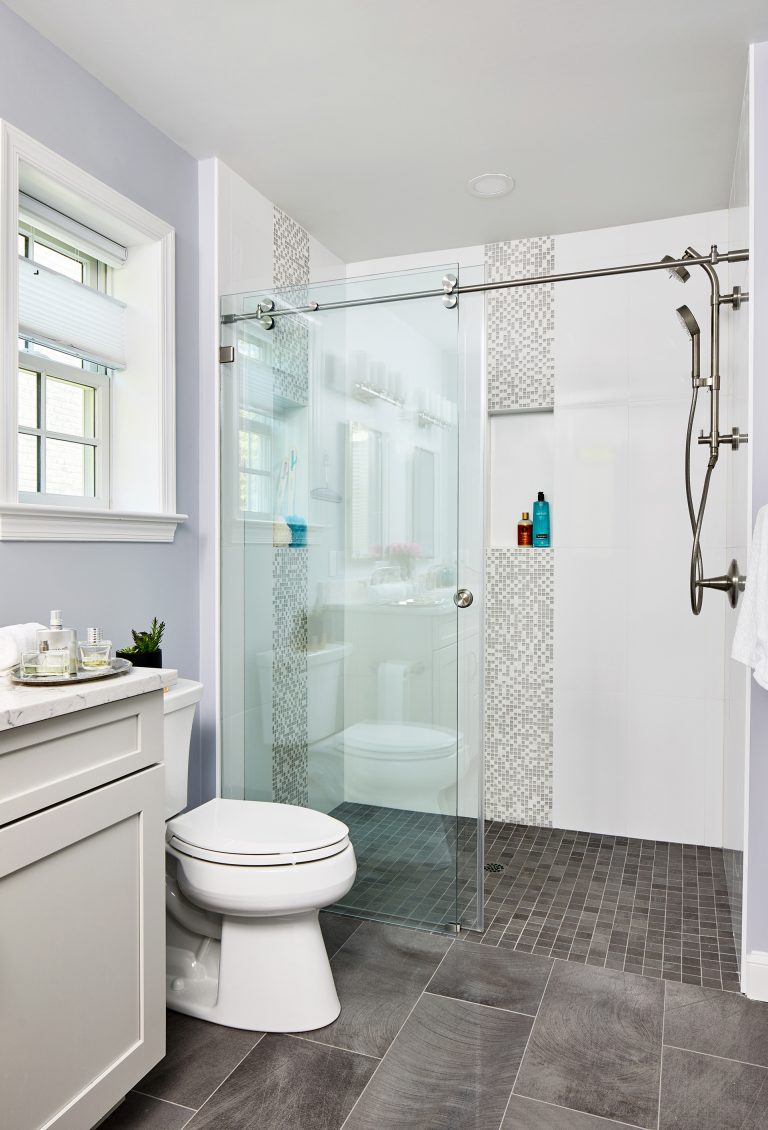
[116,617,165,669]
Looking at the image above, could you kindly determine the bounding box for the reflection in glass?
[348,423,383,560]
[412,447,436,559]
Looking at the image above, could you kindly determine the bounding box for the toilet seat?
[167,798,349,867]
[329,721,461,760]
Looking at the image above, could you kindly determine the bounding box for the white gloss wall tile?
[554,227,631,408]
[554,547,627,699]
[627,545,725,700]
[552,689,627,836]
[623,693,724,845]
[553,403,629,548]
[627,398,727,551]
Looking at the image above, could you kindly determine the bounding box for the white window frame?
[18,350,110,508]
[0,120,186,541]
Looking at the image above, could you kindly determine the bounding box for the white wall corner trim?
[0,119,182,541]
[744,951,768,1001]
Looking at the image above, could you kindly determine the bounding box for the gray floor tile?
[136,1010,262,1109]
[184,1033,376,1130]
[98,1092,194,1129]
[320,911,362,958]
[345,993,532,1130]
[428,942,552,1016]
[298,921,452,1057]
[659,1047,768,1129]
[664,981,768,1067]
[501,1094,637,1128]
[514,961,664,1129]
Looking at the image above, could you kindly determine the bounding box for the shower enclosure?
[219,265,484,933]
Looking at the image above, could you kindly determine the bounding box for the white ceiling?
[5,0,768,261]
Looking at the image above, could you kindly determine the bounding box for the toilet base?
[166,909,341,1032]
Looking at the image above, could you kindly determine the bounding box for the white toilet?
[162,678,357,1033]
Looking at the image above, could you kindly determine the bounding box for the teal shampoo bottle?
[533,491,550,547]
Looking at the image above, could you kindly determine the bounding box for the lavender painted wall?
[0,3,203,801]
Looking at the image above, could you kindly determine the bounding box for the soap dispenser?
[533,492,551,547]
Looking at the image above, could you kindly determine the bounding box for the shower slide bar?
[220,247,749,326]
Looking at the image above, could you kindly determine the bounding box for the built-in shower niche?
[221,263,483,933]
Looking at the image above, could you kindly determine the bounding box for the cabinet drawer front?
[0,693,163,825]
[0,766,165,1130]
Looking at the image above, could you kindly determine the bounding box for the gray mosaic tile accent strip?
[486,237,555,412]
[270,206,310,807]
[272,207,309,405]
[485,548,554,825]
[272,546,308,806]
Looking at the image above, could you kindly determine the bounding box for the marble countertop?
[0,666,178,732]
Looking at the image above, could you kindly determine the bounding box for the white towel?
[733,507,768,688]
[0,622,46,673]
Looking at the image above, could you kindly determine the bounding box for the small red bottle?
[517,511,533,546]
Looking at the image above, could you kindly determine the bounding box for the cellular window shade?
[19,192,129,269]
[18,256,127,371]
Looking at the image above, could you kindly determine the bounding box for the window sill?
[0,503,187,542]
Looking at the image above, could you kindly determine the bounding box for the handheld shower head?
[662,254,691,284]
[676,304,700,340]
[676,304,701,384]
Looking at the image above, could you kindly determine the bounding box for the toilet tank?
[163,678,203,819]
[254,645,349,744]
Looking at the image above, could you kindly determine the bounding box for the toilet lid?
[335,722,459,759]
[167,798,349,865]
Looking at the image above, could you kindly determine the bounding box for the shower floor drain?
[484,862,504,873]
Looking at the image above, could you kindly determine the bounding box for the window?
[239,407,273,516]
[0,120,182,541]
[17,225,111,505]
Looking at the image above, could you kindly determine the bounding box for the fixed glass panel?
[18,433,38,493]
[45,438,94,496]
[18,369,38,428]
[46,376,94,438]
[221,264,474,932]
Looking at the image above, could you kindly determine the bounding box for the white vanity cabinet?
[0,679,170,1130]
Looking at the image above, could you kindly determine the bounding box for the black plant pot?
[116,649,162,668]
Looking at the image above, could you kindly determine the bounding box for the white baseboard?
[744,951,768,999]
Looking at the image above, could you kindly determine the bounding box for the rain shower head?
[676,304,700,340]
[662,254,691,284]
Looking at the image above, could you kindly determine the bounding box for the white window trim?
[0,120,186,541]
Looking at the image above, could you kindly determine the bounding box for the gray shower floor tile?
[329,803,742,991]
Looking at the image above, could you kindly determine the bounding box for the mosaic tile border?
[485,547,554,825]
[485,236,555,412]
[271,207,310,805]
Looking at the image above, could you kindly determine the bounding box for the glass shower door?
[220,265,478,932]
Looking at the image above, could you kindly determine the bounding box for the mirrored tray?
[11,657,133,687]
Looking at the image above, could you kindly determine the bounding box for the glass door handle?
[454,589,474,609]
